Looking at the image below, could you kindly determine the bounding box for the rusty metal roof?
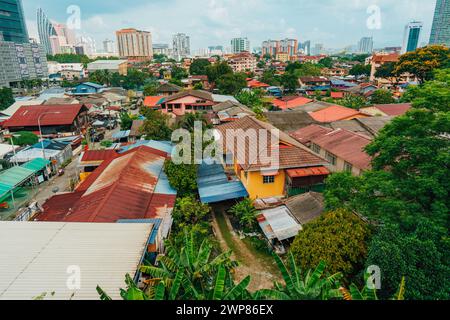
[80,150,118,162]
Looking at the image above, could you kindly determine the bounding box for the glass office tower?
[430,0,450,46]
[0,0,28,43]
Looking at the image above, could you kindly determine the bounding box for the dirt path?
[211,205,282,292]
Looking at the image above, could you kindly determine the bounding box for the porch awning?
[287,166,330,179]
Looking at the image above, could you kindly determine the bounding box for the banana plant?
[341,276,406,301]
[254,253,343,300]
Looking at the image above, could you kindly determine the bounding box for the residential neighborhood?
[0,0,448,307]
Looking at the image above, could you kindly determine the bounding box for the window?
[325,151,337,165]
[263,175,275,184]
[311,143,321,154]
[344,162,353,173]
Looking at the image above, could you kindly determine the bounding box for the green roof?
[21,158,50,172]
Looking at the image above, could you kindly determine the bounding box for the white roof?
[0,222,152,300]
[87,60,127,70]
[9,147,60,163]
[0,100,45,117]
[259,206,302,241]
[211,94,239,103]
[0,144,19,158]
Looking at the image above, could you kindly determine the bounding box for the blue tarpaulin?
[197,160,248,204]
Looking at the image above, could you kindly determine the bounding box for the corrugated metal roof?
[112,130,130,140]
[21,158,50,172]
[0,221,152,300]
[286,166,330,178]
[80,150,118,162]
[258,206,301,241]
[118,140,174,155]
[3,104,87,128]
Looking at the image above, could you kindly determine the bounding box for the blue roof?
[331,79,357,87]
[32,139,69,150]
[79,82,104,89]
[197,160,248,204]
[116,218,162,245]
[112,130,131,140]
[118,140,174,155]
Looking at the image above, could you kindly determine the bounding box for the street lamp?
[37,111,61,172]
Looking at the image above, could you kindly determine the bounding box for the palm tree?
[253,253,343,300]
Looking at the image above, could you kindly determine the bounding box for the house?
[368,53,399,82]
[156,83,182,96]
[72,82,105,95]
[182,75,211,90]
[87,60,128,76]
[328,116,394,138]
[290,125,373,176]
[0,221,153,300]
[321,68,349,78]
[143,96,164,109]
[247,79,270,89]
[264,110,319,133]
[215,116,330,200]
[272,96,313,110]
[3,104,89,136]
[330,91,345,99]
[211,100,255,124]
[37,145,177,224]
[342,83,378,96]
[129,120,145,141]
[158,90,237,117]
[360,103,411,117]
[309,105,368,123]
[298,76,331,90]
[78,149,118,180]
[0,99,45,119]
[330,78,358,90]
[224,52,257,72]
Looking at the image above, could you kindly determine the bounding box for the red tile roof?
[372,53,399,63]
[372,103,412,116]
[287,166,330,178]
[247,79,270,88]
[290,124,333,145]
[330,92,344,99]
[37,146,176,223]
[81,149,118,162]
[3,104,87,128]
[144,96,163,108]
[273,96,313,110]
[309,105,362,123]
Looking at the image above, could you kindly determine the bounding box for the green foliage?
[400,68,450,113]
[143,82,159,96]
[139,109,172,140]
[286,62,323,77]
[100,140,113,148]
[280,72,299,92]
[119,112,133,130]
[319,57,333,68]
[153,54,168,63]
[340,94,368,109]
[290,208,372,278]
[193,82,204,90]
[189,59,211,75]
[0,87,14,111]
[216,73,247,95]
[349,64,371,76]
[260,69,281,86]
[365,222,450,300]
[164,160,198,197]
[229,198,258,232]
[7,131,39,146]
[394,45,450,83]
[171,66,189,80]
[374,61,396,79]
[205,61,233,83]
[177,112,211,132]
[370,89,395,104]
[172,196,210,228]
[254,253,343,300]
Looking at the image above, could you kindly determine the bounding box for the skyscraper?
[116,28,153,62]
[103,39,115,54]
[37,8,76,55]
[37,8,53,54]
[300,41,311,56]
[172,33,190,61]
[429,0,450,46]
[401,21,423,54]
[0,0,28,43]
[357,37,374,53]
[262,39,297,57]
[231,37,250,53]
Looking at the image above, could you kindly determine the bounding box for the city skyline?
[22,0,437,52]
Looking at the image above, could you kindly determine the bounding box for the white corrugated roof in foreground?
[0,222,152,300]
[258,206,302,241]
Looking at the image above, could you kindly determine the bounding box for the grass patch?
[215,210,243,260]
[242,237,280,275]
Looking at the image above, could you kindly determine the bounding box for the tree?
[171,66,189,80]
[189,59,211,75]
[7,131,39,146]
[143,82,159,96]
[177,112,210,132]
[370,89,395,104]
[0,87,14,111]
[280,72,299,92]
[205,61,233,83]
[290,208,372,278]
[119,112,133,130]
[139,109,172,140]
[164,161,198,197]
[229,198,258,232]
[374,61,396,79]
[349,64,371,77]
[319,57,333,68]
[365,222,449,300]
[260,69,281,86]
[340,94,367,109]
[172,196,210,228]
[254,253,343,300]
[394,45,450,83]
[400,68,450,113]
[289,63,323,77]
[216,73,247,95]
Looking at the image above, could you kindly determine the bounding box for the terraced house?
[215,116,331,200]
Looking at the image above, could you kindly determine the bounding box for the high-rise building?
[357,37,374,53]
[153,43,169,56]
[172,33,190,61]
[429,0,450,46]
[262,38,298,58]
[0,0,28,43]
[103,39,115,54]
[37,8,76,55]
[401,21,423,54]
[231,37,250,53]
[116,28,153,62]
[300,41,311,55]
[311,43,324,56]
[0,40,48,88]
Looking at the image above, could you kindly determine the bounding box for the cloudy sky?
[22,0,437,51]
